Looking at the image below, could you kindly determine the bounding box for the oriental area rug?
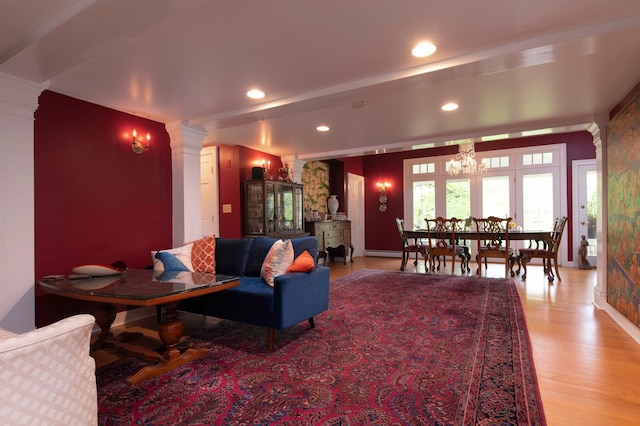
[97,269,546,425]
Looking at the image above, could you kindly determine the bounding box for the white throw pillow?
[152,243,195,272]
[260,239,294,286]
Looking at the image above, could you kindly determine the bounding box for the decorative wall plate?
[378,194,387,203]
[379,203,388,212]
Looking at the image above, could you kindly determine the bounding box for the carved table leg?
[125,302,210,386]
[91,303,116,351]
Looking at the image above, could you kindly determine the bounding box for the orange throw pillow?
[286,250,315,273]
[190,235,216,273]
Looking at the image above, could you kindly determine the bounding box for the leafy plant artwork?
[301,161,330,218]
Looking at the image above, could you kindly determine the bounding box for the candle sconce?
[376,182,390,212]
[131,129,151,154]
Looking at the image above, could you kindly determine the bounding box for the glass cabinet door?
[245,181,263,235]
[294,186,303,231]
[244,180,305,237]
[278,184,294,232]
[266,182,275,233]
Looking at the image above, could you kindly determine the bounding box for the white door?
[573,160,597,266]
[200,146,219,237]
[347,173,365,258]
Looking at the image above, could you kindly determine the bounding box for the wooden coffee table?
[39,269,239,385]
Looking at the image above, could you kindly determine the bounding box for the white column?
[589,118,607,309]
[281,155,307,183]
[165,121,206,245]
[0,73,47,332]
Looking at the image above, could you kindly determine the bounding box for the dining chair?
[424,217,459,274]
[395,218,426,271]
[517,216,567,281]
[473,216,513,277]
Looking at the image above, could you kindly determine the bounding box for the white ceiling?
[3,0,640,160]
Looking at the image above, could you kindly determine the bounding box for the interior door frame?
[572,159,597,267]
[347,172,365,258]
[200,146,219,238]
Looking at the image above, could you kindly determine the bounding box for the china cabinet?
[244,180,306,238]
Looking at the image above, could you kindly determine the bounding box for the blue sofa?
[178,236,330,350]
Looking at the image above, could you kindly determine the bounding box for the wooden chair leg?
[521,257,530,280]
[553,254,562,281]
[267,328,275,351]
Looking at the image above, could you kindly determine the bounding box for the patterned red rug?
[97,270,546,425]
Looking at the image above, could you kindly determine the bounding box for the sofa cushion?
[215,238,252,276]
[291,236,319,263]
[190,235,216,273]
[213,277,275,312]
[261,239,294,286]
[287,250,315,273]
[152,243,194,272]
[244,236,278,277]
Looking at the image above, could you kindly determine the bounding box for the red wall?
[359,131,596,257]
[34,91,173,326]
[216,144,283,238]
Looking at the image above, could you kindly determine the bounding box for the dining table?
[403,228,554,278]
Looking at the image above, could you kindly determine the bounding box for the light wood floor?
[96,257,640,425]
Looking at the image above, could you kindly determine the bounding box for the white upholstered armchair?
[0,314,97,425]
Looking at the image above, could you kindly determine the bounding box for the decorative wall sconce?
[376,182,390,212]
[262,159,272,179]
[131,129,151,154]
[376,182,390,193]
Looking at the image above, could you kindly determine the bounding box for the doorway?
[347,173,365,258]
[573,160,597,267]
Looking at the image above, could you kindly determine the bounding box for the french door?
[573,160,597,266]
[405,144,566,265]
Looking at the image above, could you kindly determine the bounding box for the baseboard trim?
[600,302,640,346]
[364,250,401,258]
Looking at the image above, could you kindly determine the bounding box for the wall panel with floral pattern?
[607,90,640,328]
[301,161,330,218]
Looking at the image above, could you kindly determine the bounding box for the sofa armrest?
[272,266,330,329]
[0,314,97,425]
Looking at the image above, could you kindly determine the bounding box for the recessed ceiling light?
[412,42,436,58]
[316,125,330,132]
[441,102,459,111]
[247,89,265,99]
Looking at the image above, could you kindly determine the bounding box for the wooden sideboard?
[305,220,354,264]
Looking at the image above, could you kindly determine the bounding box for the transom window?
[483,156,509,169]
[522,152,553,166]
[412,162,435,175]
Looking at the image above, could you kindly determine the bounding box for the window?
[403,144,565,233]
[412,162,435,175]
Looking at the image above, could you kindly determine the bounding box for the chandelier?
[447,142,487,176]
